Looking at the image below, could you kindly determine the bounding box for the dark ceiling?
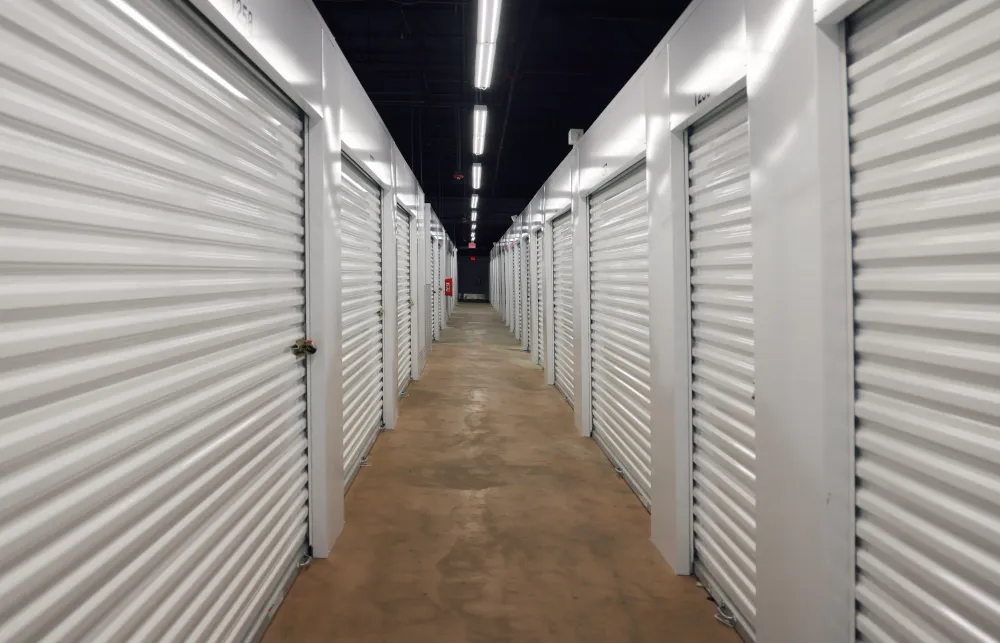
[314,0,689,251]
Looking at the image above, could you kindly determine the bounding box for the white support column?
[571,149,591,436]
[381,152,399,430]
[747,1,855,641]
[306,34,345,558]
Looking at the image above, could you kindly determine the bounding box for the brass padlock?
[292,339,317,356]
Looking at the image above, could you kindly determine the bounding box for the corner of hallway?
[263,303,738,643]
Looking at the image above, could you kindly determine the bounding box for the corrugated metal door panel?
[431,237,438,340]
[341,158,383,489]
[523,239,531,350]
[687,94,756,637]
[552,213,575,403]
[396,207,412,396]
[0,0,308,640]
[536,229,544,365]
[848,2,1000,641]
[589,164,652,507]
[516,239,524,341]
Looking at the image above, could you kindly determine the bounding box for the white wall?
[190,0,453,559]
[495,0,869,640]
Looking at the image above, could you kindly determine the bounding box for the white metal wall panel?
[848,2,1000,641]
[0,0,309,640]
[341,158,383,489]
[552,213,575,403]
[589,164,652,507]
[687,95,756,636]
[535,229,545,365]
[395,206,412,396]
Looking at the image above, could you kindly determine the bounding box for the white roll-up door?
[341,158,383,489]
[523,238,531,351]
[552,213,575,403]
[535,229,545,365]
[0,0,309,640]
[435,240,443,336]
[687,95,756,636]
[515,239,524,341]
[431,237,439,341]
[848,2,1000,641]
[589,164,652,507]
[395,206,412,396]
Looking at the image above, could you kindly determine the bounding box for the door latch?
[292,339,317,356]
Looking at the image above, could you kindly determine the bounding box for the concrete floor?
[263,303,738,643]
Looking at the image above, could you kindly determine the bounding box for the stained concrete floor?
[263,303,739,643]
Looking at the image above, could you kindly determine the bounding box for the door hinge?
[291,339,317,356]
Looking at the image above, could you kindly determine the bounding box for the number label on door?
[695,92,712,106]
[232,0,254,33]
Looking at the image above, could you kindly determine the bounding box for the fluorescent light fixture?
[471,210,478,221]
[471,194,479,209]
[474,0,502,89]
[472,222,477,230]
[472,105,488,155]
[472,163,482,190]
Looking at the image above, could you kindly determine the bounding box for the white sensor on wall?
[474,0,502,89]
[472,163,482,190]
[473,105,488,155]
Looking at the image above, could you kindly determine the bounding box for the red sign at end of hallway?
[469,242,476,249]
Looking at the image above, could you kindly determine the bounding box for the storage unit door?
[0,0,309,640]
[516,240,524,340]
[431,238,438,340]
[396,206,412,396]
[535,229,545,365]
[687,95,756,635]
[589,164,652,507]
[523,239,531,350]
[552,213,575,403]
[341,157,384,489]
[848,2,1000,640]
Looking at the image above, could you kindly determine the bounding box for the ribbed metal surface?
[514,239,528,339]
[552,213,575,403]
[589,164,652,507]
[341,158,383,489]
[431,236,439,341]
[0,0,308,640]
[848,2,1000,641]
[687,95,756,636]
[434,238,442,338]
[535,229,544,365]
[395,206,412,396]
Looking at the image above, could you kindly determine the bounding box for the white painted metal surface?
[535,229,545,365]
[552,212,575,403]
[687,95,757,637]
[514,239,528,343]
[0,0,309,640]
[848,1,1000,640]
[341,157,383,489]
[431,236,439,341]
[588,164,652,508]
[396,206,412,396]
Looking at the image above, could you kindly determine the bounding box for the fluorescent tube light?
[471,211,478,222]
[471,194,479,209]
[474,0,502,89]
[472,105,488,155]
[472,163,482,190]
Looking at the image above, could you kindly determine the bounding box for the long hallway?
[263,303,737,643]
